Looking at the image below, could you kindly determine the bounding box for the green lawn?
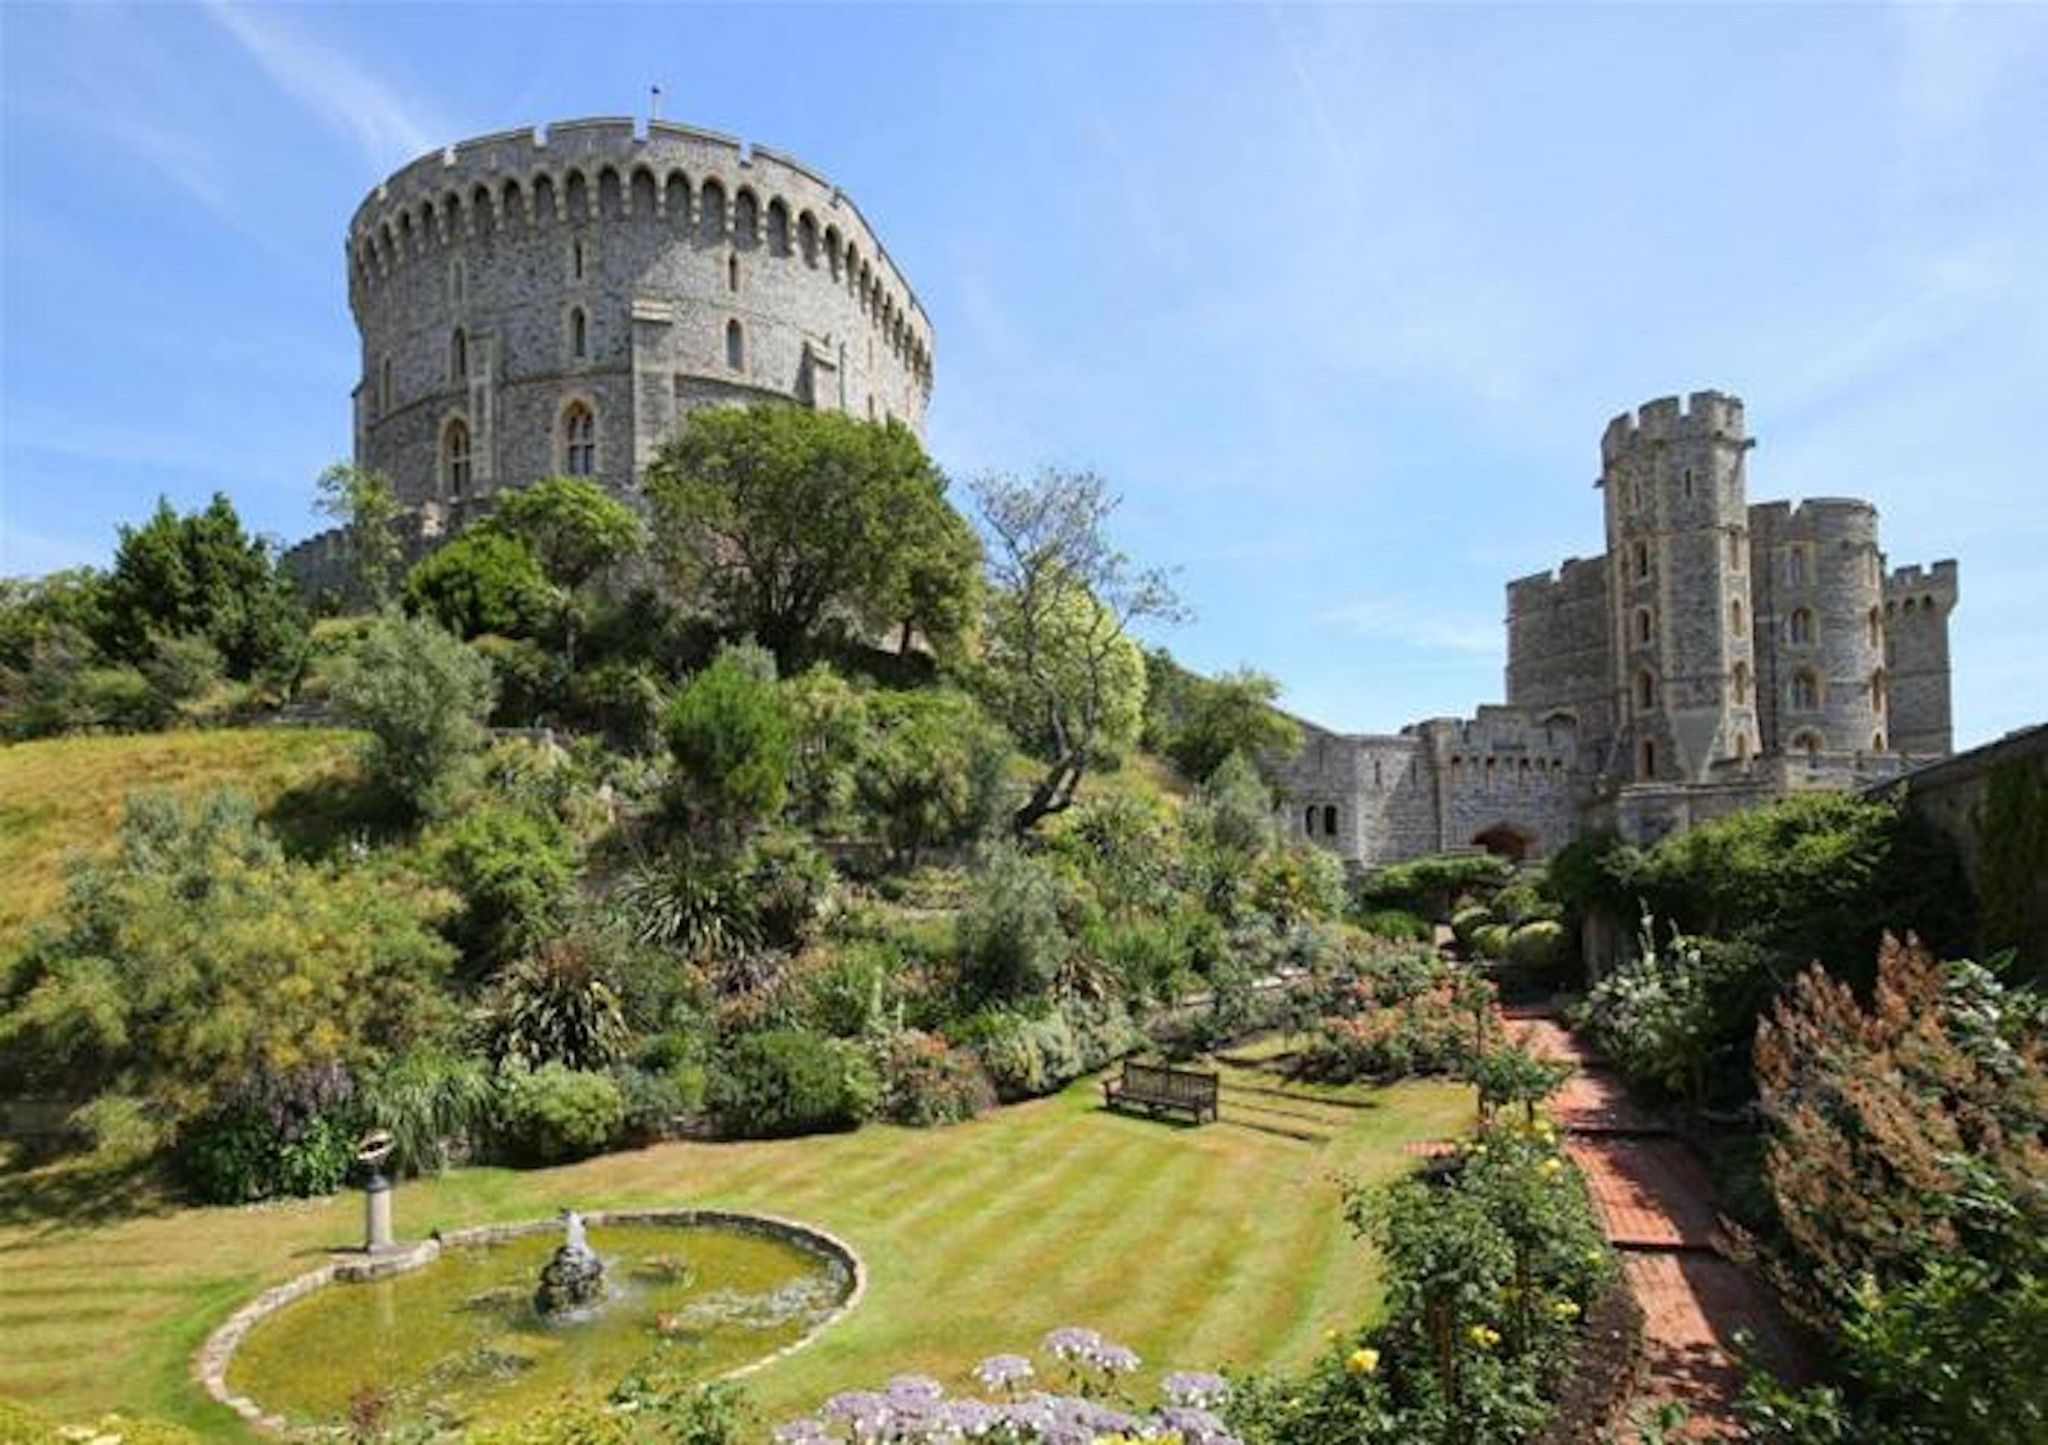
[0,727,366,950]
[0,1066,1470,1437]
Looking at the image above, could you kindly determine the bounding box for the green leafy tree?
[314,462,405,606]
[663,642,794,844]
[431,802,574,975]
[1165,666,1303,786]
[0,790,456,1132]
[647,406,979,666]
[331,611,497,820]
[971,469,1181,832]
[403,528,558,640]
[482,476,642,669]
[855,688,1013,863]
[99,494,306,681]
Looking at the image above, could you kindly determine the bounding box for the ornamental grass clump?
[778,1333,1242,1445]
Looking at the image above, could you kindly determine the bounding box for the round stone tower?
[1749,498,1887,759]
[344,118,934,524]
[1599,391,1759,783]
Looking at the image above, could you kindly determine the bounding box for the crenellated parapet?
[339,116,935,521]
[345,119,931,392]
[1599,390,1746,464]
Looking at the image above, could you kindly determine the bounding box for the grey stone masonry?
[287,117,934,591]
[1287,388,1961,867]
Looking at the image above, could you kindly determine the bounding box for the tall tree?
[970,469,1183,832]
[646,406,980,668]
[481,476,642,671]
[314,463,405,607]
[100,493,305,681]
[1163,665,1304,786]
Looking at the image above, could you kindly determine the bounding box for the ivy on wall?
[1977,756,2048,979]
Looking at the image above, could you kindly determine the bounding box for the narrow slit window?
[725,318,744,372]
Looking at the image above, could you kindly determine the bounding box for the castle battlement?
[1600,389,1746,461]
[1885,559,1959,609]
[347,118,931,389]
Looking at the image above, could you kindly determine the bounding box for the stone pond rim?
[194,1206,867,1438]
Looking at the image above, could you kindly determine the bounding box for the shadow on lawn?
[263,771,407,859]
[0,1153,174,1237]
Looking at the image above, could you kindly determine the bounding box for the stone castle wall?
[1304,389,1959,869]
[344,118,932,516]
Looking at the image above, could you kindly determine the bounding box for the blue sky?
[3,3,2043,748]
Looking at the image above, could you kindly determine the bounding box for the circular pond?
[215,1212,858,1433]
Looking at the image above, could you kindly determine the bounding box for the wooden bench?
[1102,1061,1220,1124]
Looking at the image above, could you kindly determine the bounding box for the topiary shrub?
[495,1063,625,1165]
[707,1028,879,1138]
[1451,904,1496,948]
[1471,922,1513,961]
[1505,919,1570,980]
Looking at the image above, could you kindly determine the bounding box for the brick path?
[1502,1007,1806,1440]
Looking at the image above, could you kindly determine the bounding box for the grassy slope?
[0,1070,1471,1436]
[0,728,364,950]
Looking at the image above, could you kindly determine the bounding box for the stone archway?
[1472,822,1537,863]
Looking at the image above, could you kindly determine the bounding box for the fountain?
[533,1209,606,1315]
[206,1209,864,1433]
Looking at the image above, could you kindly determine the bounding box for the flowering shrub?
[778,1332,1241,1445]
[1294,965,1496,1083]
[874,1028,996,1126]
[1230,1119,1614,1445]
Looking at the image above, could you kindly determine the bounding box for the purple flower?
[972,1353,1036,1392]
[886,1375,946,1407]
[1089,1342,1141,1375]
[939,1399,1005,1437]
[1042,1326,1104,1361]
[1156,1405,1239,1445]
[774,1419,831,1445]
[1162,1372,1232,1408]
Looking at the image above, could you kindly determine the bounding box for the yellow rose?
[1346,1347,1381,1376]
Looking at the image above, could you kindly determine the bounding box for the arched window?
[568,306,588,361]
[442,417,471,497]
[1787,546,1808,588]
[1732,660,1751,705]
[1788,607,1814,645]
[1792,669,1821,712]
[562,402,596,477]
[1873,731,1886,752]
[766,198,790,256]
[1636,669,1656,712]
[1322,805,1338,836]
[733,189,759,247]
[699,178,726,242]
[1868,607,1882,648]
[725,318,744,372]
[1639,739,1657,780]
[798,212,819,266]
[1871,668,1886,712]
[1729,530,1744,570]
[449,328,468,382]
[1731,597,1745,635]
[1634,607,1654,646]
[1633,541,1651,580]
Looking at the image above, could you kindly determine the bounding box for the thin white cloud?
[1314,598,1500,656]
[201,1,439,170]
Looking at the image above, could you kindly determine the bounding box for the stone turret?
[1883,560,1960,756]
[1598,391,1758,782]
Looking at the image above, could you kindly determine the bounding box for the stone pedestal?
[365,1172,394,1252]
